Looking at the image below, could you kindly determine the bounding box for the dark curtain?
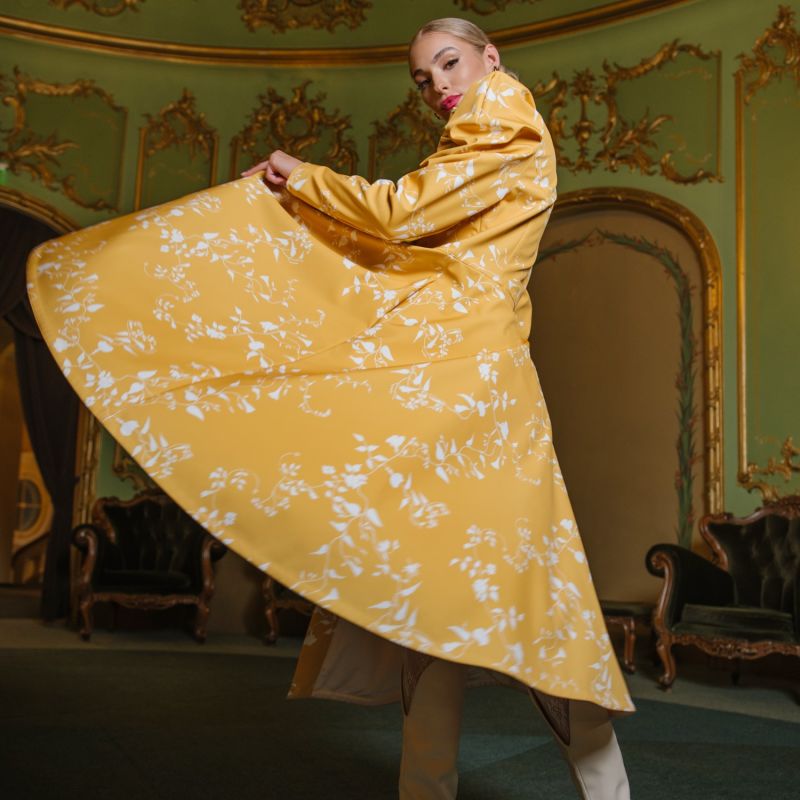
[0,207,79,619]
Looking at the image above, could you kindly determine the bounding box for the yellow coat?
[28,70,633,713]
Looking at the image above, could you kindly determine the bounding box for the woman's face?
[409,31,500,118]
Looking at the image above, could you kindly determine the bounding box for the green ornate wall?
[1,0,798,549]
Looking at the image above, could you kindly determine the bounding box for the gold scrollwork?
[453,0,542,14]
[134,89,219,210]
[49,0,145,15]
[367,90,439,181]
[230,81,358,178]
[0,67,125,211]
[735,7,800,501]
[544,41,721,183]
[740,438,800,503]
[531,73,569,147]
[112,441,156,493]
[238,0,371,33]
[737,5,800,105]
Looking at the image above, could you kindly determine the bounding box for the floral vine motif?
[238,0,371,33]
[534,41,720,184]
[231,81,358,177]
[0,67,124,211]
[736,5,800,104]
[537,230,698,548]
[49,0,145,14]
[368,90,439,181]
[453,0,543,13]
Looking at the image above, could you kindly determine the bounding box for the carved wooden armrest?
[646,543,735,631]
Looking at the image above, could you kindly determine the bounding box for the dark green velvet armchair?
[646,496,800,688]
[72,492,227,642]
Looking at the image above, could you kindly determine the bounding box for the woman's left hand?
[241,150,303,187]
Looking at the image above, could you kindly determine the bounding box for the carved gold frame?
[552,187,724,514]
[0,187,99,530]
[735,7,800,501]
[0,68,127,212]
[133,89,219,211]
[0,1,693,67]
[367,89,439,182]
[230,81,358,179]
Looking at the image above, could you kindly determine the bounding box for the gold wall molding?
[239,0,371,34]
[134,89,219,210]
[0,67,126,211]
[0,2,693,67]
[112,442,155,493]
[740,438,800,503]
[367,89,439,181]
[735,6,800,501]
[0,186,78,232]
[230,81,357,179]
[49,0,146,16]
[553,187,724,514]
[454,0,543,14]
[737,5,800,104]
[535,40,721,184]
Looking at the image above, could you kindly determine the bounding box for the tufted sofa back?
[93,493,207,590]
[703,499,800,615]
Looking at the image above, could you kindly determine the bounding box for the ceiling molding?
[0,1,694,68]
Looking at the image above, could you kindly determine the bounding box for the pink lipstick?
[441,94,462,112]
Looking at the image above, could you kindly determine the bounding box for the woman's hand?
[241,150,303,187]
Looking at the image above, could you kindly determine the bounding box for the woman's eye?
[445,58,459,70]
[416,79,430,91]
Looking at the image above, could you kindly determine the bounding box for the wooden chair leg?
[655,632,677,689]
[263,576,279,645]
[621,618,636,673]
[194,602,210,643]
[79,595,94,641]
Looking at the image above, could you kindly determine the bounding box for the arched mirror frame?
[545,186,724,517]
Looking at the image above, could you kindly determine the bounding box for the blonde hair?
[409,17,518,80]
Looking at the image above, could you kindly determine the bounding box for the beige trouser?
[399,657,630,800]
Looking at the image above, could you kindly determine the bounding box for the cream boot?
[533,690,631,800]
[399,655,466,800]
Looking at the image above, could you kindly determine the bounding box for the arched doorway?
[528,188,722,602]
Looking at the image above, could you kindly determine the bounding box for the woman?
[29,17,633,800]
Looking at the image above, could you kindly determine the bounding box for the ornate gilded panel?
[49,0,145,15]
[533,41,721,183]
[230,81,358,179]
[112,440,156,493]
[368,90,440,181]
[238,0,371,33]
[736,6,800,500]
[0,68,126,211]
[134,89,218,210]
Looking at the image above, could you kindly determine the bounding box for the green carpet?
[1,649,798,799]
